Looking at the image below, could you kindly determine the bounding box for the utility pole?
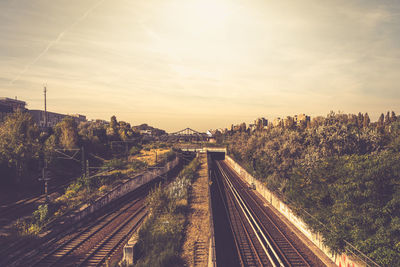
[86,160,90,192]
[81,146,86,177]
[126,143,129,161]
[86,160,90,178]
[39,162,50,203]
[44,85,47,128]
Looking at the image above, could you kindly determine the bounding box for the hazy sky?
[1,0,399,132]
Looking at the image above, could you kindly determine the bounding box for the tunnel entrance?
[208,151,225,160]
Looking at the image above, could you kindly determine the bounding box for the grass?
[132,157,201,267]
[133,148,172,166]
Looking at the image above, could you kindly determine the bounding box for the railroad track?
[214,160,313,267]
[0,181,74,263]
[0,182,150,267]
[29,198,147,267]
[0,180,72,227]
[1,155,190,267]
[213,163,272,266]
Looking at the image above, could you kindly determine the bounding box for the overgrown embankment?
[133,157,201,267]
[16,150,176,237]
[224,112,400,266]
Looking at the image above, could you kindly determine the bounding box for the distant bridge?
[167,128,208,142]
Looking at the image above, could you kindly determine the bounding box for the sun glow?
[163,0,237,36]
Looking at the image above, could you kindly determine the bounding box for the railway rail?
[1,183,150,267]
[30,197,147,267]
[213,162,272,266]
[0,180,75,264]
[213,159,315,267]
[0,179,74,228]
[1,155,191,267]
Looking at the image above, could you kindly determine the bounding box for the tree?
[78,121,109,158]
[363,113,370,128]
[0,111,40,183]
[239,122,247,132]
[378,113,385,127]
[118,121,134,141]
[357,112,364,128]
[385,111,391,125]
[55,117,79,149]
[256,118,264,131]
[107,115,119,140]
[110,115,118,131]
[391,111,397,122]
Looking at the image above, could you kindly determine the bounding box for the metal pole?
[42,167,49,202]
[45,180,48,202]
[86,160,90,192]
[44,86,47,128]
[86,160,90,177]
[81,146,85,177]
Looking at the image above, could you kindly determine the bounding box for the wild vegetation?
[222,111,400,266]
[0,111,167,186]
[0,111,41,184]
[133,157,200,267]
[0,111,176,237]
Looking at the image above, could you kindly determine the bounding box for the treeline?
[222,111,400,266]
[0,112,143,186]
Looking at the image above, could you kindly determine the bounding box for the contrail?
[9,0,105,85]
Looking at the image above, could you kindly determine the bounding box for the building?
[92,119,109,125]
[140,129,152,135]
[29,110,87,128]
[0,103,13,122]
[248,123,257,132]
[294,114,310,125]
[0,97,26,122]
[0,97,26,111]
[70,114,87,124]
[255,117,268,127]
[273,117,283,127]
[29,110,66,128]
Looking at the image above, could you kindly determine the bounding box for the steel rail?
[220,161,311,267]
[77,207,147,266]
[31,198,145,267]
[221,173,266,266]
[213,168,245,267]
[217,161,284,267]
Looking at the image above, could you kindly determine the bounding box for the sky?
[1,0,399,132]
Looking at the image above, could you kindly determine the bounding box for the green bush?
[135,157,200,266]
[129,146,142,156]
[17,204,52,236]
[156,150,176,165]
[103,158,125,169]
[32,204,49,225]
[129,159,147,171]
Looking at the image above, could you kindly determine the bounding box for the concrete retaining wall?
[225,155,365,267]
[71,157,180,223]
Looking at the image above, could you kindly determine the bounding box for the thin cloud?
[8,0,105,85]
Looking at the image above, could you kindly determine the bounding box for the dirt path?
[181,154,210,267]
